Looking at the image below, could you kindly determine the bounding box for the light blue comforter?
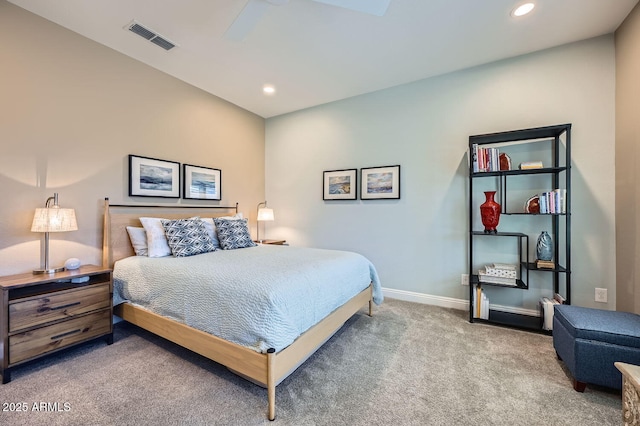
[113,245,382,353]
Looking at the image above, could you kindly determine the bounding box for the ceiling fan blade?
[224,0,272,41]
[312,0,391,16]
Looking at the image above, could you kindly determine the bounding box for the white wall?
[265,36,616,311]
[0,2,265,276]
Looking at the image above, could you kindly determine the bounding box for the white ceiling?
[8,0,639,118]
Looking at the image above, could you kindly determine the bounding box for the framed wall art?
[323,169,357,200]
[360,165,401,200]
[183,164,222,200]
[129,155,180,198]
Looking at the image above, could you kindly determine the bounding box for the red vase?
[480,191,501,233]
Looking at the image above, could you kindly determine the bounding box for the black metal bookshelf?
[468,123,571,331]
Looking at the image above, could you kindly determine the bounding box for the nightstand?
[256,239,287,245]
[0,265,113,383]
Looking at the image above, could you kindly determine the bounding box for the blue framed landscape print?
[129,155,180,198]
[360,165,401,200]
[183,164,222,200]
[323,169,357,200]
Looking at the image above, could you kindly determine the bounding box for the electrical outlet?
[595,288,608,303]
[461,274,469,286]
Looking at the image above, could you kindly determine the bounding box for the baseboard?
[382,287,468,310]
[381,287,540,317]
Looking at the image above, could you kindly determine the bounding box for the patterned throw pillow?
[160,218,216,257]
[201,213,244,250]
[213,218,257,250]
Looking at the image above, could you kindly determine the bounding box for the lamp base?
[33,266,65,275]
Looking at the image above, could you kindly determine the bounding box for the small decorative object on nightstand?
[64,257,81,270]
[0,265,113,384]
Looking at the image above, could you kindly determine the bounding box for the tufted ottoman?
[553,304,640,391]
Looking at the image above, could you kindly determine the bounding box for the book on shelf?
[473,285,490,320]
[491,263,517,270]
[540,296,560,331]
[519,160,543,170]
[536,259,555,269]
[537,189,567,214]
[471,144,502,173]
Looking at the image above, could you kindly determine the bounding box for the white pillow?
[139,217,173,258]
[126,226,148,256]
[201,213,244,249]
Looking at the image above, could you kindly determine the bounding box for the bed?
[102,198,382,420]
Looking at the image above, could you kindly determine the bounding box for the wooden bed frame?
[101,198,373,420]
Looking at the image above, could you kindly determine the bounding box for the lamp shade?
[31,208,78,233]
[257,207,274,222]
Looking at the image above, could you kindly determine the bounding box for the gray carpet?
[0,299,621,425]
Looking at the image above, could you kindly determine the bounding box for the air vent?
[150,37,175,51]
[125,20,177,51]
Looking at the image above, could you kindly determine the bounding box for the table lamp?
[256,201,274,243]
[31,193,78,274]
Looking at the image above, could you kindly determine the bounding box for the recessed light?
[512,2,535,17]
[263,84,276,95]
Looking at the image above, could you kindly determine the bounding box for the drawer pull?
[50,302,81,311]
[50,329,81,340]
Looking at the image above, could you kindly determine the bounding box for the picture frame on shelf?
[183,164,222,200]
[323,169,357,200]
[129,155,180,198]
[360,165,400,200]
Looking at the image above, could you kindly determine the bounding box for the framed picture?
[360,165,401,200]
[129,155,180,198]
[323,169,357,200]
[183,164,222,200]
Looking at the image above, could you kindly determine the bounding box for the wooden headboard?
[102,198,239,268]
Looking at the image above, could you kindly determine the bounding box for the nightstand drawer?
[9,309,111,364]
[9,283,111,333]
